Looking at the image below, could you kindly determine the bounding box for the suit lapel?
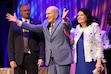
[45,22,51,36]
[51,18,61,36]
[30,18,34,24]
[45,18,61,36]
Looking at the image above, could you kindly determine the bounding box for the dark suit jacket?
[8,18,45,65]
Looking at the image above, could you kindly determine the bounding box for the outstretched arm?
[6,13,21,25]
[6,13,43,32]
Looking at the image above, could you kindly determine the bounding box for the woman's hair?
[78,8,93,26]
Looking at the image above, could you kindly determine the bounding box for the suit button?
[90,50,93,52]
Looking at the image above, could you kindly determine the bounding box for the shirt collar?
[22,17,30,23]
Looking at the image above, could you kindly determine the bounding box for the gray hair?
[20,2,30,9]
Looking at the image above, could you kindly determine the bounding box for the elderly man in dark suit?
[6,6,73,74]
[8,2,45,74]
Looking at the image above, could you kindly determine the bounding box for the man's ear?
[54,13,58,19]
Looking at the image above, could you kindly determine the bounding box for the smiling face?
[46,6,58,24]
[77,11,87,25]
[77,8,93,27]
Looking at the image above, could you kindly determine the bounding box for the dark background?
[0,0,13,67]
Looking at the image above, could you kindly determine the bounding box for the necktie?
[23,20,30,53]
[23,32,30,53]
[49,24,53,34]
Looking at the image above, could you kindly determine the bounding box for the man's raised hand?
[62,8,69,21]
[6,13,18,23]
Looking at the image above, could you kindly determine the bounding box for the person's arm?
[37,40,44,67]
[21,22,42,32]
[6,13,20,25]
[8,22,17,68]
[38,38,45,60]
[6,13,43,32]
[93,23,104,71]
[62,8,72,34]
[62,8,69,22]
[8,23,15,62]
[37,40,45,67]
[64,29,74,45]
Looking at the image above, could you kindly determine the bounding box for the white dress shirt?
[22,18,31,54]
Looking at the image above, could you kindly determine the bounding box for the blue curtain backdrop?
[0,0,111,67]
[16,0,111,30]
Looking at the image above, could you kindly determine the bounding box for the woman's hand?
[64,29,74,45]
[95,63,102,72]
[95,58,104,72]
